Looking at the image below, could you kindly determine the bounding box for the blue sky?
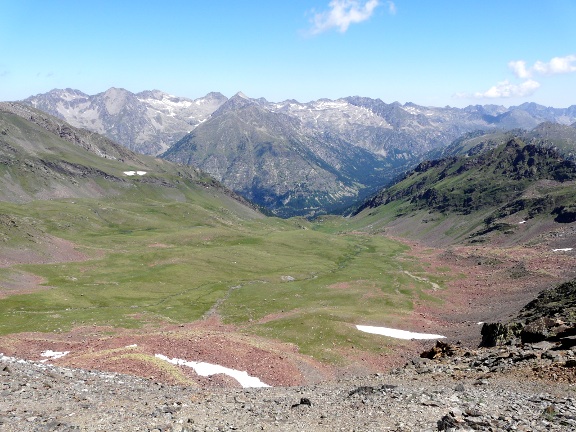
[1,0,576,107]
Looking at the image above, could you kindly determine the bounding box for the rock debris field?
[1,339,575,432]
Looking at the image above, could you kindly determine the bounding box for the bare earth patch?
[396,238,576,346]
[0,270,49,299]
[0,317,334,388]
[0,235,89,268]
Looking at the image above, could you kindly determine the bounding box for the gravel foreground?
[2,343,575,432]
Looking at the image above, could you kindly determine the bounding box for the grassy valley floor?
[1,193,575,387]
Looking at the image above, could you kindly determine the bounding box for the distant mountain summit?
[0,101,254,212]
[162,92,386,217]
[23,88,227,155]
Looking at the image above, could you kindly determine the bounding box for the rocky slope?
[162,93,388,217]
[1,332,574,431]
[353,137,576,246]
[481,279,576,348]
[0,101,253,209]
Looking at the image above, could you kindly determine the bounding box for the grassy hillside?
[0,103,237,204]
[352,138,576,244]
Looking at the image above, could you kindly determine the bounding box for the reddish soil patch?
[0,270,49,299]
[0,235,89,268]
[2,227,574,388]
[0,317,333,388]
[0,235,91,298]
[396,239,576,346]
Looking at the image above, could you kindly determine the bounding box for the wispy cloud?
[457,54,576,100]
[387,1,397,15]
[308,0,381,35]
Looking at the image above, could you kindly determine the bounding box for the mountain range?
[22,88,576,216]
[353,136,576,247]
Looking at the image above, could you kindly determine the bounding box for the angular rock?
[480,322,523,347]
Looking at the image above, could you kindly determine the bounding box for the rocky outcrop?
[481,279,576,347]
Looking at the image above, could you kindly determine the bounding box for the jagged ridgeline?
[161,93,392,218]
[354,137,576,236]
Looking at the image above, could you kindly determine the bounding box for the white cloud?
[509,54,576,78]
[387,1,397,15]
[458,54,576,101]
[309,0,381,35]
[533,54,576,75]
[508,60,530,79]
[473,79,541,99]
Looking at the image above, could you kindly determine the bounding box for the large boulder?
[480,279,576,347]
[480,322,522,347]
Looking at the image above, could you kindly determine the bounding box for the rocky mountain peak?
[212,91,261,116]
[203,92,228,103]
[98,88,129,115]
[22,88,227,155]
[136,89,171,100]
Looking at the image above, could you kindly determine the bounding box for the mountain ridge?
[22,88,228,155]
[351,136,576,246]
[20,88,576,216]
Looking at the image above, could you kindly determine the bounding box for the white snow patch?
[356,325,446,340]
[519,220,527,224]
[123,171,147,176]
[552,248,573,252]
[143,96,194,109]
[125,344,138,348]
[154,354,270,388]
[477,322,485,325]
[404,106,420,115]
[0,353,28,364]
[39,350,69,362]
